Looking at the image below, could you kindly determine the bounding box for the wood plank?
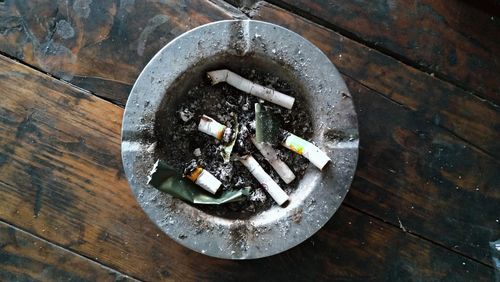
[0,0,236,106]
[0,1,500,162]
[251,2,500,159]
[2,0,498,160]
[253,3,500,264]
[250,7,500,264]
[264,0,500,104]
[0,55,494,280]
[345,76,500,266]
[0,221,135,281]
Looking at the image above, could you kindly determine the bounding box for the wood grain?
[252,2,500,159]
[0,0,235,106]
[3,0,497,161]
[0,55,494,280]
[0,222,135,281]
[346,76,500,265]
[250,3,500,266]
[265,0,500,104]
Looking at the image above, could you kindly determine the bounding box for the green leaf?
[148,160,250,205]
[255,103,280,144]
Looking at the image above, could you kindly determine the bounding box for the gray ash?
[158,68,312,218]
[183,159,198,177]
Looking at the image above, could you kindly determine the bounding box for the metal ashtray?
[121,20,359,259]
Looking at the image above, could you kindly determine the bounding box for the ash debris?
[158,68,313,217]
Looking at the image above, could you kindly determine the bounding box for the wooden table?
[0,0,498,280]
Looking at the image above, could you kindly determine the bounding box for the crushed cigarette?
[198,114,229,140]
[239,154,289,205]
[198,114,238,162]
[282,132,331,170]
[207,69,295,109]
[185,165,221,194]
[251,137,296,184]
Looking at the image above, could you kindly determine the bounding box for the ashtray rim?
[121,19,359,259]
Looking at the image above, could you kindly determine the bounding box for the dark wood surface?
[251,2,500,266]
[0,222,134,281]
[0,0,498,280]
[0,0,232,106]
[264,0,500,104]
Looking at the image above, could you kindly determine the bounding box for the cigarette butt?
[282,132,331,170]
[207,69,295,109]
[198,115,226,140]
[251,137,296,184]
[186,166,221,194]
[239,154,289,206]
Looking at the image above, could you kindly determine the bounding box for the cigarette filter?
[198,115,227,140]
[282,132,331,170]
[186,166,221,194]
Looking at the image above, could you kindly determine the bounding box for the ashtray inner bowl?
[154,53,314,219]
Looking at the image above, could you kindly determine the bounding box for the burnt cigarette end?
[186,166,203,182]
[184,159,199,178]
[240,154,252,161]
[280,199,290,207]
[222,127,233,144]
[201,115,212,122]
[206,73,216,85]
[184,163,222,194]
[279,130,291,144]
[198,114,227,140]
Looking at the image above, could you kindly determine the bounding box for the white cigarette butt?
[282,132,331,170]
[198,115,226,140]
[186,166,221,194]
[207,69,295,109]
[239,155,289,206]
[251,137,296,184]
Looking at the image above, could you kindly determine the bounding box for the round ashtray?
[121,20,359,259]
